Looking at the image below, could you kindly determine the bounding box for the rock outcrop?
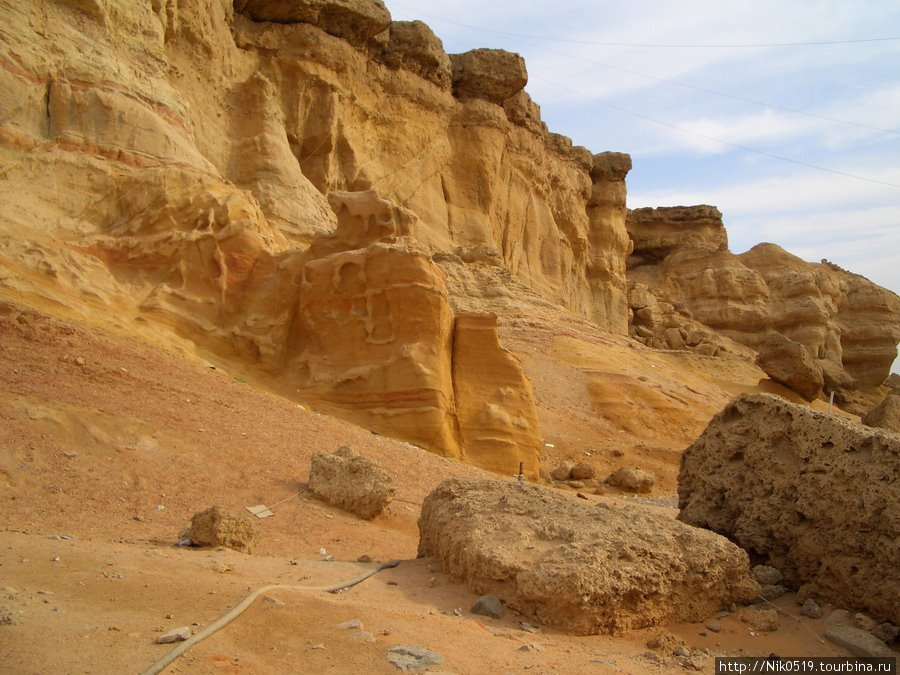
[862,391,900,432]
[418,477,759,635]
[755,333,825,401]
[452,313,542,478]
[308,446,396,519]
[627,208,900,399]
[450,49,528,105]
[679,394,900,624]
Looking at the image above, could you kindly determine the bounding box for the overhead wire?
[533,74,900,189]
[389,3,900,48]
[389,3,900,189]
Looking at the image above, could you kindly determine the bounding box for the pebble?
[311,644,325,650]
[673,646,690,657]
[519,622,541,634]
[826,609,851,625]
[351,630,376,643]
[336,619,363,630]
[75,357,86,367]
[801,599,823,619]
[357,555,373,563]
[518,643,542,653]
[705,622,721,633]
[155,626,191,644]
[758,584,786,600]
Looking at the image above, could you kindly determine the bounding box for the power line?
[389,4,900,48]
[533,74,900,190]
[531,43,900,136]
[394,4,899,135]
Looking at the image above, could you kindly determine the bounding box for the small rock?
[646,632,679,652]
[567,480,585,489]
[612,449,625,457]
[0,608,15,626]
[386,644,444,671]
[673,646,690,657]
[801,599,823,619]
[62,451,78,459]
[853,613,878,632]
[428,577,439,588]
[751,565,783,586]
[323,555,334,562]
[740,608,779,632]
[607,467,655,493]
[705,622,721,633]
[357,554,373,563]
[758,584,786,600]
[826,609,851,625]
[471,594,504,619]
[155,626,191,644]
[337,619,363,630]
[518,643,542,653]
[75,357,86,367]
[311,643,325,650]
[570,462,596,480]
[165,613,174,620]
[872,623,898,644]
[550,461,574,481]
[824,625,895,658]
[576,492,589,500]
[452,608,461,617]
[518,621,541,634]
[51,556,60,563]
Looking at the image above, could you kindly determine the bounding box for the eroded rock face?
[308,446,396,519]
[374,20,451,89]
[452,313,542,479]
[679,394,900,624]
[418,477,759,635]
[450,49,528,105]
[627,208,900,396]
[234,0,392,48]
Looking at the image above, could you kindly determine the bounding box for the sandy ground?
[0,298,890,674]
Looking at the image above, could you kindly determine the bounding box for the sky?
[386,0,900,373]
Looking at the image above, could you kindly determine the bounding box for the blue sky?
[385,0,900,372]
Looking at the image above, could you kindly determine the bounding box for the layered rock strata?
[679,394,900,624]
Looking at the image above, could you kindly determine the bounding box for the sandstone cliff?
[0,0,634,474]
[627,207,900,404]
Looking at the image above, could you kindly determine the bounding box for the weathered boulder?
[308,446,395,519]
[607,467,656,493]
[418,477,758,635]
[570,462,596,480]
[679,394,900,624]
[375,20,451,89]
[824,625,896,658]
[189,506,260,553]
[862,391,900,432]
[450,49,527,105]
[755,333,824,401]
[234,0,392,48]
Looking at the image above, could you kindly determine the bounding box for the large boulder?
[418,477,758,635]
[234,0,392,48]
[755,333,825,401]
[308,446,396,519]
[679,394,900,624]
[862,391,900,432]
[450,49,527,105]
